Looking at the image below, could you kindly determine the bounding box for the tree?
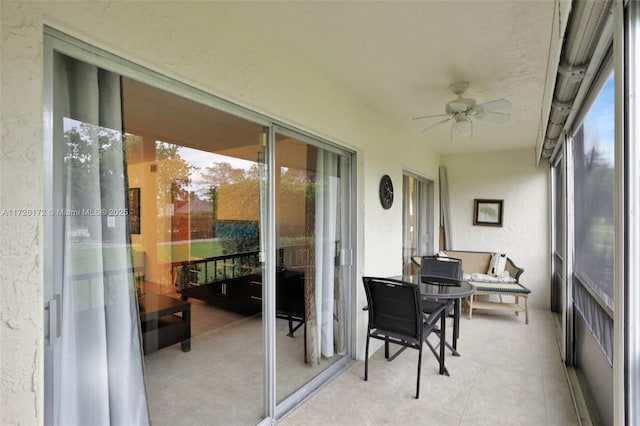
[63,121,127,241]
[154,141,194,207]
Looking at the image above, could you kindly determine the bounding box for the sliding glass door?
[122,77,269,425]
[45,35,355,426]
[402,173,434,274]
[273,129,351,404]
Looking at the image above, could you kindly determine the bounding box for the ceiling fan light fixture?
[452,116,472,137]
[413,81,510,137]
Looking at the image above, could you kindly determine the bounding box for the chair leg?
[364,334,370,381]
[453,299,460,352]
[384,337,390,359]
[439,308,447,376]
[416,345,423,399]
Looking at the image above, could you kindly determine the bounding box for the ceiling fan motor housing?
[445,97,476,115]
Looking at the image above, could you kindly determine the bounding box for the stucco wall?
[442,149,550,309]
[1,3,445,424]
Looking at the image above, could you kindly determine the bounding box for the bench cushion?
[471,281,531,294]
[464,273,516,283]
[444,250,524,282]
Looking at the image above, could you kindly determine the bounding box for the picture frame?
[473,198,503,227]
[129,187,141,234]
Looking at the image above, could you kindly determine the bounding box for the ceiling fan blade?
[421,117,453,133]
[477,99,511,112]
[477,110,510,124]
[412,113,450,121]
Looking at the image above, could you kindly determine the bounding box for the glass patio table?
[388,275,475,375]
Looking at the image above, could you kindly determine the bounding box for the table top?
[387,275,476,299]
[138,292,190,320]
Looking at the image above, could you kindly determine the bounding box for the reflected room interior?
[122,78,344,425]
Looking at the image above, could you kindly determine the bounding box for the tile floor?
[279,308,579,426]
[143,298,340,426]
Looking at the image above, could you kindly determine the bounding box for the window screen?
[573,72,615,310]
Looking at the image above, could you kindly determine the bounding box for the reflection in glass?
[123,77,267,425]
[573,72,615,308]
[274,134,349,403]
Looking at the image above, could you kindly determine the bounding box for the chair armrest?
[423,302,447,326]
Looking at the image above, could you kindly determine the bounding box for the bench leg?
[525,296,529,324]
[468,295,474,320]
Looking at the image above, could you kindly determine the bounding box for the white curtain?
[439,167,452,250]
[314,151,338,358]
[415,179,430,254]
[402,177,413,274]
[403,176,433,274]
[55,53,149,426]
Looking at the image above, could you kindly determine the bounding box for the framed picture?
[473,199,503,227]
[129,188,141,234]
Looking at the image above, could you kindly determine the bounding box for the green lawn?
[162,240,225,263]
[68,239,225,275]
[68,246,129,275]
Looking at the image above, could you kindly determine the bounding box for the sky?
[583,72,615,167]
[177,146,257,193]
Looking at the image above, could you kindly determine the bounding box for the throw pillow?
[487,253,507,276]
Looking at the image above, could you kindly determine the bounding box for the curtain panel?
[53,52,149,426]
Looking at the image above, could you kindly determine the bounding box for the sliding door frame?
[44,27,357,426]
[401,171,435,274]
[269,124,356,420]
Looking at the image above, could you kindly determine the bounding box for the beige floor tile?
[280,308,578,426]
[145,305,578,426]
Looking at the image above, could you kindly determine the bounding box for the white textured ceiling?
[223,1,563,156]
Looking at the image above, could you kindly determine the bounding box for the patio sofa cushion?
[444,250,530,324]
[465,273,517,283]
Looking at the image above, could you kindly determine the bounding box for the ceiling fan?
[413,81,511,138]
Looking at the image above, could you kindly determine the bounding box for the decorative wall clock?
[379,174,394,209]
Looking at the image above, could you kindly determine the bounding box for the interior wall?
[442,148,549,309]
[0,3,442,424]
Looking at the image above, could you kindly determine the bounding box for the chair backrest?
[362,277,422,342]
[419,255,463,284]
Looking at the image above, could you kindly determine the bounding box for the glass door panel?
[122,78,266,425]
[273,131,350,403]
[403,174,434,275]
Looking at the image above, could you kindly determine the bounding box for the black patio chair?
[418,255,463,284]
[362,276,447,398]
[415,255,464,356]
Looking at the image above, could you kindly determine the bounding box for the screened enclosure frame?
[547,2,640,424]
